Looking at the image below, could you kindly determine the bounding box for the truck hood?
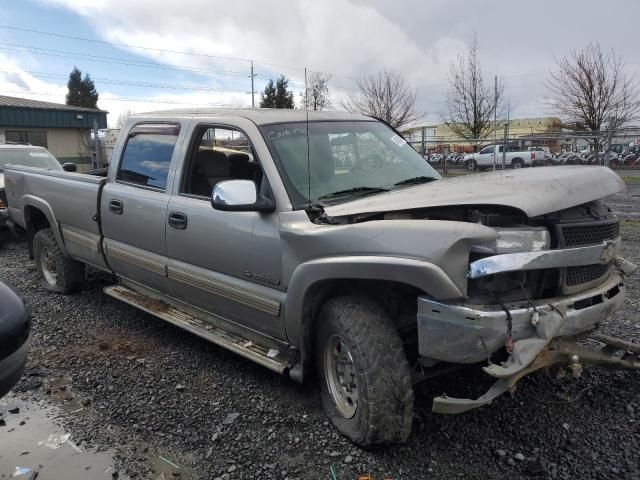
[323,166,625,219]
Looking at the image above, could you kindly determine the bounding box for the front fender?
[284,255,463,348]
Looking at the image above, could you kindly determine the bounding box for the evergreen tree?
[259,75,294,109]
[259,79,277,108]
[274,75,294,109]
[66,67,83,107]
[66,67,99,108]
[79,73,99,108]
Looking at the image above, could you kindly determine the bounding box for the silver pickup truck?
[4,109,639,445]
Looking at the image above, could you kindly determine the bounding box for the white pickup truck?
[464,144,539,170]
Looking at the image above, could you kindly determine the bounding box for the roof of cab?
[135,108,373,125]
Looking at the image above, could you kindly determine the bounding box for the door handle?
[109,199,123,214]
[168,211,188,229]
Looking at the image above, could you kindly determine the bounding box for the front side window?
[480,145,494,155]
[117,124,179,190]
[182,126,264,198]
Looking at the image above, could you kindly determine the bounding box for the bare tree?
[116,109,134,129]
[342,68,420,130]
[441,36,505,149]
[547,43,640,154]
[301,72,332,111]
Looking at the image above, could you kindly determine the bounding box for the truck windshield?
[261,121,441,207]
[0,147,62,172]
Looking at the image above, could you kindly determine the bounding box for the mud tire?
[315,296,414,446]
[33,228,84,293]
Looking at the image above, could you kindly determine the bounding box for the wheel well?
[298,279,423,380]
[512,157,524,163]
[24,206,51,259]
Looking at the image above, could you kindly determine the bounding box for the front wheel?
[315,296,414,446]
[33,228,85,293]
[466,159,477,172]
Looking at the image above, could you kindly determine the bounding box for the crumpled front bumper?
[418,271,626,365]
[417,257,638,414]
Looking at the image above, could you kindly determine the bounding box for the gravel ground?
[1,188,639,480]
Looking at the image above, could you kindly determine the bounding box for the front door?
[101,123,184,294]
[165,124,285,339]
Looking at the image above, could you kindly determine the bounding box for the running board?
[104,285,294,374]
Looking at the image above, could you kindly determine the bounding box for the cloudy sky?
[2,0,640,127]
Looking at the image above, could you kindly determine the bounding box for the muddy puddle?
[0,396,118,479]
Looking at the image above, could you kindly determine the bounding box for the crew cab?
[464,143,539,170]
[4,109,638,445]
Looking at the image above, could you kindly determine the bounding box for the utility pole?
[493,75,497,171]
[604,115,615,165]
[502,103,510,170]
[250,60,255,108]
[92,118,101,169]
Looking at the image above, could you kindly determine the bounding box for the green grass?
[621,175,640,185]
[623,219,640,230]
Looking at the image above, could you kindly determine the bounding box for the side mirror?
[211,179,275,213]
[62,162,77,172]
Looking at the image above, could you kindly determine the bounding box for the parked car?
[464,143,539,170]
[0,279,30,398]
[0,144,76,230]
[4,109,639,445]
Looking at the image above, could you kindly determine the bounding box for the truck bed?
[5,165,108,270]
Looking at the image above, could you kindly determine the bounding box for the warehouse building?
[0,95,108,169]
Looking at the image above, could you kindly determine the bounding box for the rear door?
[101,122,187,294]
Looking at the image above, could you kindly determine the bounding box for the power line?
[0,24,252,64]
[0,89,250,108]
[0,42,250,77]
[0,69,250,93]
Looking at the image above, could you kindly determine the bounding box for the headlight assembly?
[472,227,550,254]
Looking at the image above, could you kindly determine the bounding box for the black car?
[0,279,30,398]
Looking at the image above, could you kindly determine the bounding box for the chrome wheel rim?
[324,334,358,419]
[41,246,58,285]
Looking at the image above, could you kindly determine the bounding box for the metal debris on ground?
[12,467,31,478]
[38,432,71,449]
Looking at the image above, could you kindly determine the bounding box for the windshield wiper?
[393,176,438,187]
[318,186,389,200]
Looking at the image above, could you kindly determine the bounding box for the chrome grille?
[561,220,620,247]
[559,217,619,292]
[566,263,611,286]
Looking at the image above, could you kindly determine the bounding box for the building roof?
[139,108,370,125]
[0,95,107,113]
[0,95,108,129]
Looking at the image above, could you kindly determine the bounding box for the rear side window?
[117,124,180,190]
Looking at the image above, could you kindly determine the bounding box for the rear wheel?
[512,158,524,169]
[315,296,414,446]
[33,228,85,293]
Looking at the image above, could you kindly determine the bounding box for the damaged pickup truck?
[4,109,639,445]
